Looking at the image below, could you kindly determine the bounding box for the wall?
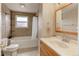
[78,4,79,55]
[0,5,10,56]
[38,3,78,41]
[1,4,10,38]
[38,4,42,37]
[11,11,35,37]
[0,4,10,56]
[38,3,56,37]
[0,3,1,41]
[0,3,1,56]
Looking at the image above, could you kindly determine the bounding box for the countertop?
[40,37,78,56]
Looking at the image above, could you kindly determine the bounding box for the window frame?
[15,15,29,28]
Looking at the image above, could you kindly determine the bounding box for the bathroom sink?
[49,40,68,48]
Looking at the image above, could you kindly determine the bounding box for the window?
[16,15,28,28]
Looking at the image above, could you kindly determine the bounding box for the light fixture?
[20,4,25,8]
[58,3,61,5]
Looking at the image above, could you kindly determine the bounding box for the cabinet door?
[40,41,49,56]
[40,41,59,56]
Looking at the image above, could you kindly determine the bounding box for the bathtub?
[10,36,38,49]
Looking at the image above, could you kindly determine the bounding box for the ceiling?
[4,3,42,13]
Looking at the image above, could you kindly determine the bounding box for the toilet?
[2,38,19,56]
[3,44,19,56]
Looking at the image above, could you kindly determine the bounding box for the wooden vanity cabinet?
[40,41,60,56]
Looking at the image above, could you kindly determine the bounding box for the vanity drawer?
[40,41,59,56]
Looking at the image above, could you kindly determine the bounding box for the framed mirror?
[55,4,78,35]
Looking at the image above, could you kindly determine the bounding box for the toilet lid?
[3,44,19,51]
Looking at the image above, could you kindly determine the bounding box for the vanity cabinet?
[40,41,59,56]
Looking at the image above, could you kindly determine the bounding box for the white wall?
[38,3,78,42]
[1,4,10,38]
[38,4,42,38]
[38,4,56,37]
[0,3,1,42]
[0,4,11,56]
[78,4,79,55]
[0,3,1,56]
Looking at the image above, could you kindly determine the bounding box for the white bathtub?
[10,36,38,49]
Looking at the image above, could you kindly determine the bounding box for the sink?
[49,40,68,48]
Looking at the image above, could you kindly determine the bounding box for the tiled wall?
[1,4,11,38]
[11,11,35,37]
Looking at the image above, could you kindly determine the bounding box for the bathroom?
[0,3,42,56]
[0,3,79,56]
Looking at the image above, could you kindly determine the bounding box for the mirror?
[56,4,78,35]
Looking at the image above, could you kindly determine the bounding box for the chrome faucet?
[62,34,71,43]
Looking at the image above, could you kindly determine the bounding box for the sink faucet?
[62,34,71,43]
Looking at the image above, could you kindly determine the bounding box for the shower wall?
[1,4,11,38]
[11,12,35,37]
